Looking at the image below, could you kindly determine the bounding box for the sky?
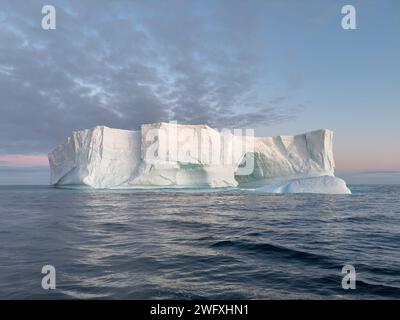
[0,0,399,184]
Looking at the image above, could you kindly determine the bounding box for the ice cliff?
[48,122,351,194]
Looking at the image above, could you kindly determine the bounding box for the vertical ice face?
[48,123,347,193]
[234,129,335,184]
[48,126,141,188]
[129,123,240,187]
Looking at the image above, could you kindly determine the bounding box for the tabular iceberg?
[48,122,351,194]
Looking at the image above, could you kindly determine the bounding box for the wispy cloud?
[0,0,304,155]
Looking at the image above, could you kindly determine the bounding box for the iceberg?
[48,122,351,194]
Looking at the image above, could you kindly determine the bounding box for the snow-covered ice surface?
[48,122,351,194]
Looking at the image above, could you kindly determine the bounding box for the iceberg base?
[254,175,351,194]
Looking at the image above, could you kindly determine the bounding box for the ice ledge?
[254,175,351,194]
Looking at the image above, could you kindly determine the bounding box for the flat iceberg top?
[48,123,350,194]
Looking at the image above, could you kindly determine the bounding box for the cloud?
[0,0,303,154]
[269,96,287,105]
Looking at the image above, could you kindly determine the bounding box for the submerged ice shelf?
[48,122,351,194]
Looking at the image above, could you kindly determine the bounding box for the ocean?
[0,185,399,299]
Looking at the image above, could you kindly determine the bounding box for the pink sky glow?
[0,155,49,167]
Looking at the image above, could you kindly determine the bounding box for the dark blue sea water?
[0,185,399,299]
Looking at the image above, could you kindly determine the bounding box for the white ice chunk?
[255,175,351,194]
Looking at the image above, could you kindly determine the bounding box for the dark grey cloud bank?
[0,0,301,154]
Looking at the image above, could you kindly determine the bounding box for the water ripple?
[0,185,399,299]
